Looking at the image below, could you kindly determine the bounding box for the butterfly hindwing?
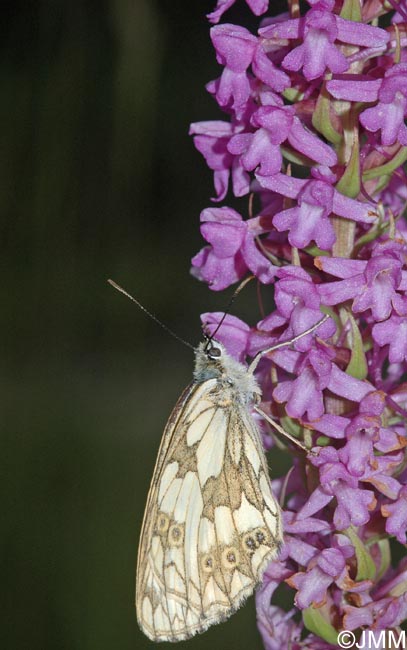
[136,376,282,642]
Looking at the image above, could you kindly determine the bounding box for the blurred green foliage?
[2,2,288,649]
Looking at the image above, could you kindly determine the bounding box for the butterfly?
[132,309,329,642]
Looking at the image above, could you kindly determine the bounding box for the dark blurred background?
[2,2,286,649]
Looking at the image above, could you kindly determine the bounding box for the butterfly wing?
[136,378,282,642]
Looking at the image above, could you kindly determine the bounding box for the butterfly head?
[193,338,260,402]
[193,337,225,377]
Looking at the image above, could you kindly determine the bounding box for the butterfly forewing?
[136,345,283,642]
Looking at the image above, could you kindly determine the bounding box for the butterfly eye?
[207,344,221,359]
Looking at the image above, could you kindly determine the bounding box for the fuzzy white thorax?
[193,340,261,404]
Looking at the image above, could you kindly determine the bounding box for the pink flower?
[317,242,407,322]
[208,24,289,117]
[228,105,337,178]
[189,120,249,200]
[288,548,346,608]
[273,346,334,420]
[273,179,336,250]
[257,172,375,226]
[191,206,277,289]
[259,2,389,80]
[267,266,335,351]
[328,64,407,146]
[209,24,257,117]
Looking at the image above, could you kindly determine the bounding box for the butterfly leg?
[254,405,314,454]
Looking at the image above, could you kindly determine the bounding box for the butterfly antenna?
[205,274,255,348]
[108,279,195,351]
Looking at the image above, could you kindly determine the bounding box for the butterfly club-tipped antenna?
[107,279,195,351]
[204,274,255,352]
